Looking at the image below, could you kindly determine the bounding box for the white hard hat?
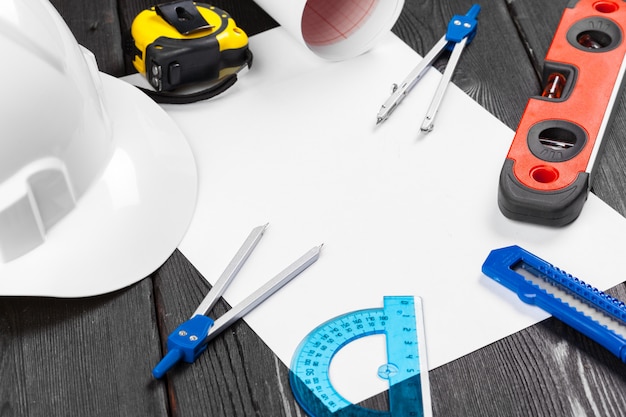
[0,0,198,296]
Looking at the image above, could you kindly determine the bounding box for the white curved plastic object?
[0,0,198,297]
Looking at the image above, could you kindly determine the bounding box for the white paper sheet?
[159,28,626,404]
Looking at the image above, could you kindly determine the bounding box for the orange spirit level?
[498,0,626,226]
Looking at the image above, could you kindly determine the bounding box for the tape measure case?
[130,1,251,92]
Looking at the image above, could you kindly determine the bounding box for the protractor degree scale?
[289,296,432,417]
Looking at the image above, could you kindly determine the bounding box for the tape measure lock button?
[144,34,222,92]
[169,62,181,85]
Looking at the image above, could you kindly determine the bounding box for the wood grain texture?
[431,286,626,417]
[3,0,626,416]
[0,279,167,417]
[50,0,126,76]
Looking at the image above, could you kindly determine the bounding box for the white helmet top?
[0,0,198,296]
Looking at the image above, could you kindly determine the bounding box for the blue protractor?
[289,296,429,417]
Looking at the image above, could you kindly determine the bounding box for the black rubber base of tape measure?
[498,158,589,227]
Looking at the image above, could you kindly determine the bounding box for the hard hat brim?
[0,73,198,297]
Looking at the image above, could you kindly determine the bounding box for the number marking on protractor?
[289,296,431,417]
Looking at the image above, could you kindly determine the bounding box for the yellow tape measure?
[130,1,251,96]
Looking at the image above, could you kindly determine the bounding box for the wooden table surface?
[3,0,626,416]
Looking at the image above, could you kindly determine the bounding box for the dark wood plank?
[504,0,568,77]
[50,0,127,76]
[0,279,168,417]
[431,285,626,417]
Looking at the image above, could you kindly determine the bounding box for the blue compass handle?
[152,315,215,378]
[446,4,481,44]
[153,349,184,379]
